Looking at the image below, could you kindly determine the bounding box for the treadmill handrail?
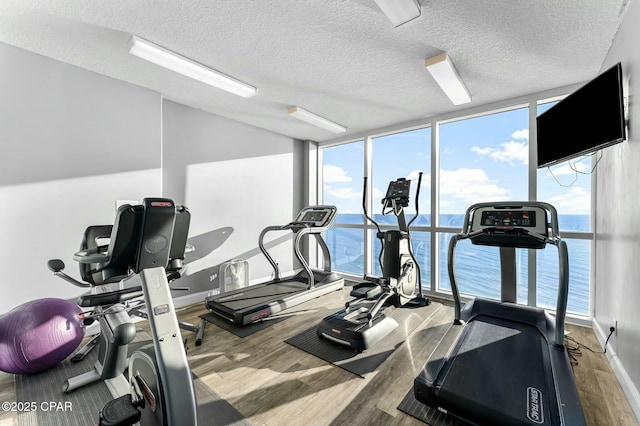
[258,225,291,281]
[258,206,337,287]
[294,227,315,288]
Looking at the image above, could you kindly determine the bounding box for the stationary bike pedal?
[99,394,141,426]
[70,336,99,363]
[70,352,88,363]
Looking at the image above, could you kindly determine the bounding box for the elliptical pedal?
[350,282,383,299]
[99,394,141,426]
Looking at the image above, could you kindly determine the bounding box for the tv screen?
[536,62,626,168]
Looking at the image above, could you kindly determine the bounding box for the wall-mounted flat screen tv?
[536,62,626,168]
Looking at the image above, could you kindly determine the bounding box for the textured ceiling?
[0,1,629,142]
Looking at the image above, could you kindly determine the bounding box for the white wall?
[594,0,640,419]
[161,100,305,300]
[0,42,307,313]
[0,42,161,313]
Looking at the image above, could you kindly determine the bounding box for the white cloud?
[323,164,352,183]
[372,187,383,198]
[471,146,494,156]
[324,185,361,200]
[440,168,509,213]
[325,185,383,201]
[545,161,588,177]
[406,170,431,188]
[472,141,528,165]
[543,187,590,214]
[512,129,529,140]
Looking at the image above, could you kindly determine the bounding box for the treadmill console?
[480,210,537,228]
[469,205,549,248]
[383,178,411,207]
[293,205,337,229]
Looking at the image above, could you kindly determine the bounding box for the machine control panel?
[383,178,411,207]
[480,210,536,228]
[293,205,337,229]
[470,205,548,237]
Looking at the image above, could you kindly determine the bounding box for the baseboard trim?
[593,320,640,422]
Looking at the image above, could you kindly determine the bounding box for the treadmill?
[205,205,344,325]
[414,202,586,425]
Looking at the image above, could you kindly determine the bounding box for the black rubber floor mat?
[200,312,288,338]
[285,302,439,377]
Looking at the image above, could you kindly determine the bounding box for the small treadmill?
[205,205,344,325]
[414,202,586,425]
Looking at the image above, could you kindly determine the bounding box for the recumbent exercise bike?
[50,199,198,425]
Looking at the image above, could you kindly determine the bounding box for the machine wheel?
[128,344,166,425]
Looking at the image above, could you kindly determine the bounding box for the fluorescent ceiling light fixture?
[128,36,257,98]
[288,107,347,133]
[424,53,471,105]
[374,0,421,27]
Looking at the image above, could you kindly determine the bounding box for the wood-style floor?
[0,288,637,426]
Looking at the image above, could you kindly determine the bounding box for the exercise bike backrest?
[78,205,193,284]
[49,205,193,307]
[81,204,144,284]
[47,204,145,295]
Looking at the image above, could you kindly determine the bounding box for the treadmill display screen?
[480,210,536,227]
[300,210,328,225]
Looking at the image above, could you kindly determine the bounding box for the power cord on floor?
[565,326,615,366]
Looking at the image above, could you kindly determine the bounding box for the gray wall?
[161,100,305,301]
[594,0,640,417]
[0,42,161,313]
[0,42,304,313]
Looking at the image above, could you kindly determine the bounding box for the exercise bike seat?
[77,284,143,308]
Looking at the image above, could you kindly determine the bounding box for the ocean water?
[326,214,590,315]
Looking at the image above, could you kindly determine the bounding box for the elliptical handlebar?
[407,172,423,228]
[362,176,384,274]
[362,176,382,235]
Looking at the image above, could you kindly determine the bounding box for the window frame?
[315,82,593,324]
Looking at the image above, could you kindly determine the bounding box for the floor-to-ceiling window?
[437,107,530,304]
[319,95,593,318]
[371,127,431,279]
[536,101,593,316]
[322,140,365,275]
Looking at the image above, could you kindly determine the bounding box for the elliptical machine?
[54,199,198,425]
[317,174,429,352]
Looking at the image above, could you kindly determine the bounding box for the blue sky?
[322,104,593,220]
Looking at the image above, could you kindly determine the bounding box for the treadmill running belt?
[436,315,558,425]
[212,281,309,311]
